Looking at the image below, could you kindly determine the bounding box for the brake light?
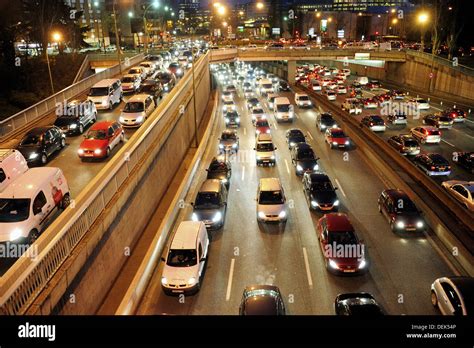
[430,166,436,170]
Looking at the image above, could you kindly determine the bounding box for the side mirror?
[205,169,209,172]
[316,157,320,161]
[190,202,194,206]
[160,257,166,262]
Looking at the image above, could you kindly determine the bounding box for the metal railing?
[0,53,210,315]
[0,54,145,141]
[406,50,474,77]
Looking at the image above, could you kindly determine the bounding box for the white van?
[257,178,287,223]
[0,149,29,193]
[0,167,70,243]
[259,78,274,96]
[274,97,294,123]
[161,221,209,295]
[119,94,156,128]
[356,76,369,85]
[88,79,123,110]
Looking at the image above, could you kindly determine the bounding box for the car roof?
[384,189,410,201]
[26,126,54,136]
[91,121,115,130]
[308,172,330,182]
[170,221,202,250]
[259,177,281,191]
[257,133,272,142]
[0,167,61,198]
[122,74,136,79]
[92,79,120,88]
[127,94,150,103]
[295,143,312,151]
[325,213,354,232]
[199,179,221,193]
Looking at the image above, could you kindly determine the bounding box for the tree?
[446,4,463,60]
[430,0,446,55]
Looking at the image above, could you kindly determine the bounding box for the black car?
[316,113,337,132]
[139,79,163,103]
[286,128,306,149]
[335,293,385,316]
[423,114,453,129]
[378,189,426,232]
[239,285,286,315]
[414,153,452,176]
[17,126,66,165]
[291,143,320,175]
[303,172,339,211]
[246,97,260,109]
[224,111,240,128]
[153,71,176,92]
[387,135,420,156]
[279,80,290,92]
[387,112,407,125]
[206,156,232,189]
[454,152,474,174]
[441,108,466,122]
[54,99,97,135]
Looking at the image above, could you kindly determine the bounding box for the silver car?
[191,179,228,230]
[256,178,287,223]
[431,276,474,315]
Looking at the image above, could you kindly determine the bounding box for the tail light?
[430,166,436,170]
[447,166,451,169]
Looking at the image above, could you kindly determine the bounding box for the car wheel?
[106,147,111,158]
[120,133,125,143]
[61,193,71,209]
[60,138,66,148]
[28,229,40,244]
[78,124,84,134]
[431,291,438,307]
[41,153,48,165]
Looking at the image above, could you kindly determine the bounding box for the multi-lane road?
[137,66,457,315]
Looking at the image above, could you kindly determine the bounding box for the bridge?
[0,48,473,315]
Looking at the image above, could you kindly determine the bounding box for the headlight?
[332,124,338,129]
[188,277,196,286]
[29,153,39,160]
[296,164,303,172]
[164,86,169,91]
[334,200,340,206]
[232,105,236,110]
[313,164,319,171]
[396,221,405,229]
[232,143,237,148]
[221,178,228,183]
[94,149,102,155]
[270,155,275,160]
[290,142,295,147]
[161,277,168,285]
[265,129,270,134]
[256,130,261,134]
[236,117,240,123]
[77,149,84,155]
[258,211,266,219]
[328,259,339,270]
[321,125,326,129]
[311,201,318,208]
[102,100,108,106]
[192,213,199,221]
[70,123,78,129]
[177,68,183,74]
[345,140,350,145]
[9,228,23,242]
[119,117,125,123]
[416,221,424,228]
[278,211,286,219]
[225,118,229,123]
[136,116,144,123]
[212,212,222,223]
[358,260,367,269]
[332,142,338,146]
[219,144,224,149]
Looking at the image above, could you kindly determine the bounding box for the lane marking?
[441,139,455,148]
[302,247,313,289]
[226,258,235,301]
[243,127,247,136]
[451,127,474,140]
[334,178,347,198]
[465,119,474,124]
[307,132,314,140]
[273,121,278,130]
[241,165,245,181]
[285,159,290,174]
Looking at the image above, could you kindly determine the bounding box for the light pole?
[417,12,429,52]
[211,3,226,43]
[46,32,61,94]
[190,27,199,148]
[112,0,123,73]
[143,1,160,54]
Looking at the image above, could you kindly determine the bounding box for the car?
[224,110,240,128]
[218,129,239,153]
[441,181,474,211]
[139,61,156,75]
[360,115,386,132]
[291,143,319,175]
[440,108,466,123]
[206,156,231,189]
[317,213,367,274]
[410,97,430,110]
[453,152,474,174]
[77,121,124,160]
[255,118,271,136]
[168,62,183,77]
[191,179,228,230]
[311,82,322,91]
[375,93,392,106]
[410,126,441,144]
[54,99,97,135]
[363,98,378,109]
[87,79,122,110]
[256,177,287,223]
[286,128,306,149]
[278,80,290,92]
[387,135,420,155]
[341,99,362,115]
[335,293,385,316]
[325,128,350,149]
[128,66,147,81]
[221,91,233,103]
[0,149,28,193]
[317,113,338,132]
[378,189,426,232]
[119,94,155,128]
[17,126,66,165]
[226,84,237,93]
[239,285,286,315]
[295,93,312,108]
[414,153,451,176]
[342,68,351,77]
[387,112,407,125]
[431,277,474,315]
[337,85,347,94]
[121,74,141,93]
[222,100,236,114]
[423,114,453,129]
[255,133,276,166]
[161,221,209,295]
[250,107,266,125]
[366,80,381,90]
[390,90,406,100]
[246,97,260,110]
[325,90,337,101]
[153,71,176,92]
[139,79,163,103]
[303,172,339,211]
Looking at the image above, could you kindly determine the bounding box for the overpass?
[0,48,473,315]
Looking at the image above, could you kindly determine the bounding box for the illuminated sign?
[355,53,371,60]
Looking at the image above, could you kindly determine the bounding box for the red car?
[317,213,367,274]
[363,98,378,109]
[255,119,271,136]
[78,121,124,159]
[325,128,350,149]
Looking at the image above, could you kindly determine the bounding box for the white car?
[431,277,474,315]
[342,99,362,115]
[250,107,266,125]
[221,91,233,103]
[311,82,322,91]
[0,149,28,193]
[326,90,337,101]
[410,126,441,144]
[410,97,430,110]
[128,66,147,81]
[337,86,347,94]
[119,94,155,128]
[295,93,312,108]
[222,100,236,114]
[121,74,141,93]
[257,178,287,222]
[441,181,474,211]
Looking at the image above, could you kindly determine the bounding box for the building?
[66,0,108,47]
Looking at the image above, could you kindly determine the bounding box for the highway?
[136,65,456,315]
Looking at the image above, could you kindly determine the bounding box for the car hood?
[18,145,41,156]
[257,203,285,215]
[311,190,337,204]
[162,263,199,284]
[120,111,146,120]
[122,82,135,88]
[55,117,79,126]
[80,139,108,150]
[331,137,349,144]
[256,150,274,158]
[207,171,228,181]
[392,213,423,225]
[220,139,237,146]
[193,208,222,220]
[0,220,31,243]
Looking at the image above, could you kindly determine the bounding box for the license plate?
[338,145,345,148]
[406,228,416,231]
[172,290,184,294]
[439,167,445,170]
[343,269,356,273]
[84,153,94,157]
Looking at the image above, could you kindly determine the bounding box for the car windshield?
[224,101,234,106]
[124,102,144,113]
[263,84,272,89]
[249,98,259,104]
[431,155,448,165]
[259,191,284,205]
[312,180,334,191]
[0,199,30,223]
[256,120,269,127]
[195,192,220,208]
[166,249,197,267]
[252,109,264,114]
[371,117,384,124]
[221,133,236,140]
[328,231,358,245]
[86,129,107,140]
[21,133,42,146]
[297,148,315,160]
[418,99,428,103]
[257,143,274,152]
[122,77,134,83]
[209,161,227,172]
[439,116,451,122]
[394,199,418,214]
[89,87,109,96]
[331,131,346,138]
[140,85,155,93]
[299,95,309,101]
[321,115,334,122]
[129,69,140,74]
[277,104,290,112]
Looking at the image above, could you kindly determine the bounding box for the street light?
[143,0,161,54]
[46,31,61,94]
[128,11,134,18]
[417,12,429,52]
[392,18,398,25]
[217,6,226,16]
[256,2,264,10]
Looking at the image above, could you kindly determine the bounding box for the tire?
[28,229,40,244]
[431,291,438,307]
[78,124,84,134]
[61,193,71,209]
[106,147,111,158]
[120,133,125,143]
[60,138,66,148]
[41,153,48,165]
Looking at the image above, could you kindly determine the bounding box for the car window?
[33,191,47,215]
[441,282,463,315]
[0,169,5,184]
[453,185,469,198]
[108,127,114,137]
[198,243,203,259]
